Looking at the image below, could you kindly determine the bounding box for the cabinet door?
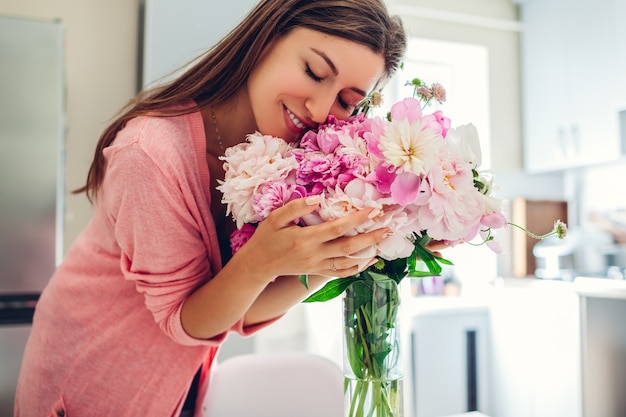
[521,0,569,172]
[489,287,582,417]
[521,0,621,172]
[564,0,620,166]
[615,1,626,106]
[581,296,626,417]
[411,309,490,417]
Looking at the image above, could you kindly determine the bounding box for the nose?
[305,92,335,124]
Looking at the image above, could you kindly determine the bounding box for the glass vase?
[343,273,403,417]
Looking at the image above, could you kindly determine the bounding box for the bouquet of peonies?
[217,80,557,286]
[217,80,566,417]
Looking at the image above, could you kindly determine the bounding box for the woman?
[15,0,407,416]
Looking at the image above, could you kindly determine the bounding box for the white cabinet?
[489,286,582,417]
[616,1,626,106]
[580,296,626,417]
[520,0,621,172]
[411,306,490,417]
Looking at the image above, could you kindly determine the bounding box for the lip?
[283,105,314,136]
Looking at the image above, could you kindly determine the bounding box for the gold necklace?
[210,107,225,154]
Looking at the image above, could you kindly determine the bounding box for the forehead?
[282,27,385,92]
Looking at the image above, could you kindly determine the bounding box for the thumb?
[267,195,320,228]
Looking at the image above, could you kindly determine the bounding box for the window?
[383,37,497,291]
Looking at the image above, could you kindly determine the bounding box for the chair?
[200,352,344,417]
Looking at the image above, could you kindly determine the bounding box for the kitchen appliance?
[532,234,577,280]
[0,15,65,414]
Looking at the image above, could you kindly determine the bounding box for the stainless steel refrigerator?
[0,15,65,415]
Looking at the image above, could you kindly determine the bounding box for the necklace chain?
[210,107,225,154]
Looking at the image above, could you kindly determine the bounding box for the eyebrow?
[311,47,368,97]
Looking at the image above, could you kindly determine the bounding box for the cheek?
[328,104,352,121]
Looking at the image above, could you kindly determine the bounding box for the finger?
[316,208,381,240]
[427,240,450,252]
[324,227,389,259]
[264,195,321,228]
[323,256,378,277]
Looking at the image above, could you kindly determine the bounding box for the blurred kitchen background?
[1,0,625,416]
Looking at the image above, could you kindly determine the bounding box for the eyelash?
[305,64,322,83]
[305,64,351,111]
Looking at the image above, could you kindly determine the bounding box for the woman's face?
[247,27,385,142]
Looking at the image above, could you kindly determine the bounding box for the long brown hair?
[76,0,407,202]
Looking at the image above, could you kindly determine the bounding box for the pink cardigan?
[15,105,272,417]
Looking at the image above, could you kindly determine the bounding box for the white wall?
[142,0,257,88]
[0,0,141,252]
[389,0,523,173]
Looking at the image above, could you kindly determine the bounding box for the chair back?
[200,352,344,417]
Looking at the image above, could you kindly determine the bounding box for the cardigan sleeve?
[100,115,275,346]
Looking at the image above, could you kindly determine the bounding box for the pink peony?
[431,111,451,137]
[230,223,257,254]
[389,97,423,123]
[252,181,307,221]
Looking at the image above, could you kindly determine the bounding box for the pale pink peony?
[217,132,298,228]
[481,211,507,229]
[415,150,485,241]
[313,180,385,222]
[373,204,421,260]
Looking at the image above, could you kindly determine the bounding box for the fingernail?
[305,195,320,205]
[359,258,378,273]
[367,208,381,219]
[382,230,394,239]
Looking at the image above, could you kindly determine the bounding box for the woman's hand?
[235,195,390,282]
[424,239,451,257]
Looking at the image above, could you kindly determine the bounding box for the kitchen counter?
[403,276,626,417]
[492,276,626,299]
[491,275,626,417]
[572,276,626,299]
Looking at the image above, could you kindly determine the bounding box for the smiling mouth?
[285,107,307,130]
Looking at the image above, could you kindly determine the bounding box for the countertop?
[492,276,626,300]
[402,276,626,318]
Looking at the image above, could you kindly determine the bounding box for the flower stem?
[507,219,568,240]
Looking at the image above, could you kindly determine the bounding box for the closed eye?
[305,64,323,83]
[337,96,351,111]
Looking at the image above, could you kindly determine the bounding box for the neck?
[202,90,256,155]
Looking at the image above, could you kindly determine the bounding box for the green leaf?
[410,77,424,87]
[407,270,440,278]
[367,271,393,282]
[302,276,359,303]
[350,279,375,310]
[298,274,309,289]
[414,243,443,275]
